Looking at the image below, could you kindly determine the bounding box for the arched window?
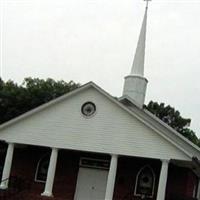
[35,154,50,183]
[134,165,155,198]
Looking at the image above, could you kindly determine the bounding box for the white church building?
[0,1,200,200]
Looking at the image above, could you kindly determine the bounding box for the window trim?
[81,102,97,118]
[134,165,156,198]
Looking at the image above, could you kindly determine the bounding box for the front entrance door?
[74,167,108,200]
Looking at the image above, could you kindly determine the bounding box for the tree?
[145,101,199,146]
[0,77,80,124]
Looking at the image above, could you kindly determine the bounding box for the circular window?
[81,102,96,117]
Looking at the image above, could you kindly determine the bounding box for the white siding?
[0,87,190,161]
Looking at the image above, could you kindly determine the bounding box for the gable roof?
[0,82,199,160]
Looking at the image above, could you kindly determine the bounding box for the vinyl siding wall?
[0,87,190,160]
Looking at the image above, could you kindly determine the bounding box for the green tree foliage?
[0,77,80,124]
[146,101,199,146]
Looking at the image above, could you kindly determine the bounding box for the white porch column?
[196,179,200,200]
[156,159,169,200]
[0,143,14,190]
[41,147,58,197]
[105,154,118,200]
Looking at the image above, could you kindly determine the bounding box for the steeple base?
[123,75,148,107]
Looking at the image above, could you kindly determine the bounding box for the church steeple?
[122,1,150,107]
[131,4,148,76]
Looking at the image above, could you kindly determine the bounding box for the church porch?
[0,142,199,200]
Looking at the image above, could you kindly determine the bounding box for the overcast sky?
[0,0,200,136]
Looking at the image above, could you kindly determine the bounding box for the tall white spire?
[122,1,150,107]
[131,4,148,76]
